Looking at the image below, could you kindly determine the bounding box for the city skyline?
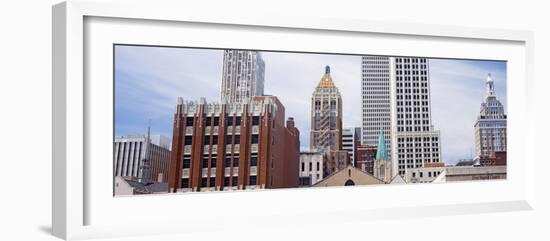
[114,45,507,164]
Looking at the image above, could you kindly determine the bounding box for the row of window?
[180,175,258,188]
[184,116,261,127]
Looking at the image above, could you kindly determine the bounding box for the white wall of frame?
[1,0,550,241]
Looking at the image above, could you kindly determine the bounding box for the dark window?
[225,158,231,167]
[251,134,259,144]
[252,116,260,125]
[204,136,210,145]
[213,117,219,126]
[186,117,194,126]
[202,159,209,168]
[212,136,218,145]
[184,136,193,145]
[211,159,217,168]
[181,178,189,188]
[205,117,212,126]
[182,159,191,168]
[209,177,216,187]
[232,176,238,186]
[225,135,232,144]
[233,157,239,167]
[250,157,257,166]
[309,162,312,171]
[249,176,257,185]
[344,179,355,186]
[235,117,242,126]
[234,135,240,144]
[224,177,230,187]
[301,162,305,172]
[226,117,234,126]
[317,162,320,171]
[201,178,207,187]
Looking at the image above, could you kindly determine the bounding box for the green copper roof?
[376,128,388,161]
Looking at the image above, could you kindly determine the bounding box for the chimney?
[286,117,295,129]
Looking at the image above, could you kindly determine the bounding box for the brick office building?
[355,144,377,175]
[167,96,300,192]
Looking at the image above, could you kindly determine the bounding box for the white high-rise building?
[361,56,392,150]
[342,127,360,166]
[361,56,442,176]
[220,50,265,104]
[474,73,507,159]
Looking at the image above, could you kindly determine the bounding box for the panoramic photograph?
[113,45,507,196]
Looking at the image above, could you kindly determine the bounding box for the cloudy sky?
[114,45,506,164]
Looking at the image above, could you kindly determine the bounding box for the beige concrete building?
[441,166,507,182]
[314,165,385,187]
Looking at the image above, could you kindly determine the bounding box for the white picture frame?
[52,0,535,240]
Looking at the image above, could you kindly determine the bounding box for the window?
[251,134,259,144]
[235,117,242,125]
[234,135,240,144]
[201,178,207,187]
[213,117,220,126]
[184,136,193,145]
[249,176,257,185]
[181,178,189,188]
[233,157,239,167]
[225,135,232,144]
[203,136,210,145]
[205,117,212,126]
[309,162,312,171]
[209,177,216,187]
[186,117,194,126]
[317,162,320,171]
[211,159,217,168]
[225,158,231,167]
[232,176,238,186]
[202,159,209,168]
[212,136,218,145]
[250,156,257,166]
[224,177,230,187]
[301,162,305,172]
[226,117,234,126]
[182,159,191,168]
[252,116,260,125]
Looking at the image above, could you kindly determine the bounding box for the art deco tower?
[310,66,343,151]
[474,73,507,159]
[220,50,265,103]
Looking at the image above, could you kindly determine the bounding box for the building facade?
[310,66,343,151]
[220,50,265,104]
[342,127,360,167]
[474,73,507,160]
[355,144,377,174]
[404,162,445,183]
[167,96,300,193]
[322,150,349,178]
[114,135,171,183]
[437,165,507,182]
[361,56,442,177]
[299,151,324,186]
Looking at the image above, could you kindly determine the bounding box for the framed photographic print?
[52,0,535,240]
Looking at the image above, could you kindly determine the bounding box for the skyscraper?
[220,50,265,104]
[342,127,360,166]
[362,56,442,176]
[310,66,343,151]
[474,73,507,161]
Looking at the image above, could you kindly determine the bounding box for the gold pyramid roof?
[318,65,335,88]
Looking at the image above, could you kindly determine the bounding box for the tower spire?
[486,73,495,98]
[376,128,388,160]
[318,65,335,87]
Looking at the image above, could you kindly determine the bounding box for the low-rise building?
[404,162,446,184]
[314,165,384,187]
[323,150,349,177]
[299,150,324,186]
[355,144,376,174]
[440,165,507,182]
[114,176,169,196]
